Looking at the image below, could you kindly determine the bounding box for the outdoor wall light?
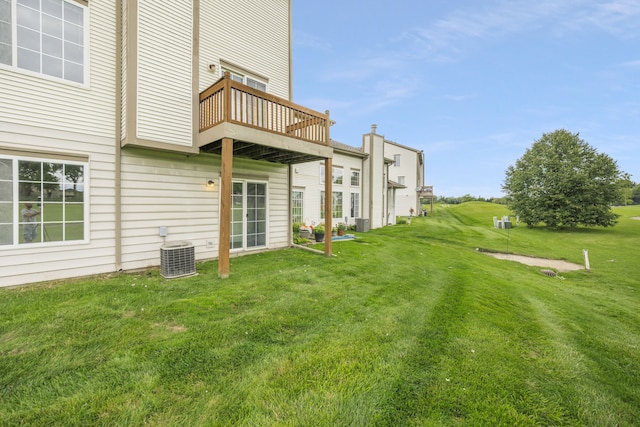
[206,179,216,188]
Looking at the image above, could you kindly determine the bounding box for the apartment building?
[0,0,334,287]
[292,125,425,230]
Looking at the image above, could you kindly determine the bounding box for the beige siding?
[293,153,362,227]
[199,0,289,99]
[386,142,422,218]
[0,2,118,287]
[0,124,117,288]
[119,149,289,272]
[0,2,115,139]
[120,0,128,141]
[363,132,387,229]
[136,0,193,146]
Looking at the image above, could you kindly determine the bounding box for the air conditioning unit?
[355,218,369,232]
[160,241,196,278]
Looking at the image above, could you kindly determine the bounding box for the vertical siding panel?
[199,0,289,99]
[136,0,193,146]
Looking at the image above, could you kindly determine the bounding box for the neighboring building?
[383,132,425,220]
[0,0,334,287]
[293,125,425,230]
[292,140,366,229]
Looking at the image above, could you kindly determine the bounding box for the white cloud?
[443,93,477,102]
[293,31,333,53]
[571,0,640,37]
[620,59,640,68]
[400,0,640,61]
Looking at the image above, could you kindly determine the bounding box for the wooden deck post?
[324,157,332,257]
[218,137,233,278]
[324,110,332,257]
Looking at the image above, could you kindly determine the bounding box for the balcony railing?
[199,73,330,146]
[418,186,434,196]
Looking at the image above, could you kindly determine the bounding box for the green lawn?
[1,202,639,426]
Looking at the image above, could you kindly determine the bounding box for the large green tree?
[503,129,623,228]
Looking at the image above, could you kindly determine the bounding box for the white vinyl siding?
[0,0,117,287]
[292,153,363,227]
[199,0,289,99]
[0,1,115,138]
[0,127,118,287]
[136,0,192,146]
[119,150,289,271]
[119,0,127,140]
[385,141,424,223]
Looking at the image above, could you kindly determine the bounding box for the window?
[320,166,343,185]
[398,176,405,185]
[394,154,401,167]
[332,192,343,218]
[222,68,267,91]
[350,169,360,186]
[292,190,303,223]
[0,155,87,246]
[1,0,11,65]
[319,191,343,219]
[0,0,88,84]
[222,67,267,127]
[332,167,343,185]
[246,77,266,92]
[350,193,360,218]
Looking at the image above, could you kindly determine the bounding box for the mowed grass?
[1,202,639,426]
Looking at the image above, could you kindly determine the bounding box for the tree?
[503,129,623,228]
[616,174,636,206]
[632,184,640,205]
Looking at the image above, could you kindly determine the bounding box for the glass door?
[246,182,266,248]
[230,181,267,250]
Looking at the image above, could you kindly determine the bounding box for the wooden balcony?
[418,186,434,197]
[198,73,332,164]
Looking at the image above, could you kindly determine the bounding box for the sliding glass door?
[230,181,267,250]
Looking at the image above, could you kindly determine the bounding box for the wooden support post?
[324,157,332,256]
[218,137,233,278]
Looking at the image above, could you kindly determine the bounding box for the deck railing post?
[223,72,231,123]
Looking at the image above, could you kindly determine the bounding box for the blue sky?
[291,0,640,198]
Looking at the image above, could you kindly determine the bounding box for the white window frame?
[221,67,267,92]
[350,169,360,186]
[394,154,401,167]
[0,0,90,86]
[320,191,343,219]
[292,190,303,224]
[350,192,360,218]
[0,153,89,248]
[230,179,268,251]
[332,167,343,185]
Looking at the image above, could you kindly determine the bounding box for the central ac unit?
[160,241,196,278]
